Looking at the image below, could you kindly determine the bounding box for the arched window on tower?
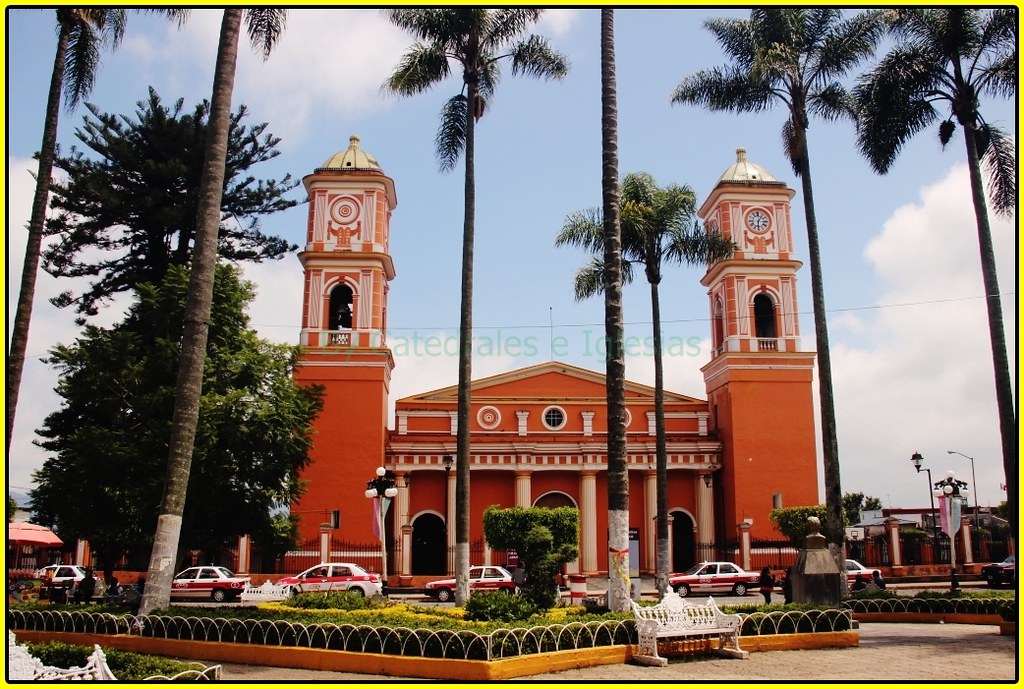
[329,284,354,330]
[712,297,725,355]
[753,293,777,342]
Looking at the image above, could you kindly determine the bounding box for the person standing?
[782,567,793,604]
[758,567,774,605]
[74,568,96,604]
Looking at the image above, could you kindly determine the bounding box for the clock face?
[746,210,770,232]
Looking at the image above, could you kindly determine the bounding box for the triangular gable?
[396,360,704,405]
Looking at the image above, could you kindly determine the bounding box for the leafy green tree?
[142,7,287,617]
[599,8,630,613]
[29,264,321,582]
[854,8,1017,540]
[383,9,568,606]
[842,492,883,525]
[769,505,831,547]
[671,9,885,549]
[7,496,17,523]
[7,8,185,455]
[556,171,734,596]
[44,87,297,319]
[483,506,579,609]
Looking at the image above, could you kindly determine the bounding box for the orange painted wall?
[292,353,391,542]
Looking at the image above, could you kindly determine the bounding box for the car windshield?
[681,564,707,576]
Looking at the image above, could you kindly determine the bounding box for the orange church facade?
[290,138,819,583]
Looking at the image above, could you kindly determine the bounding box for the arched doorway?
[670,510,696,573]
[533,492,576,509]
[411,513,446,575]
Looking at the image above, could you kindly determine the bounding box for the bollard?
[568,574,587,605]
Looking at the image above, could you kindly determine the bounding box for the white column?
[397,473,411,576]
[446,470,456,551]
[696,474,714,545]
[515,470,532,507]
[580,471,597,574]
[237,535,250,574]
[644,470,657,573]
[581,411,595,437]
[319,525,331,563]
[516,410,529,436]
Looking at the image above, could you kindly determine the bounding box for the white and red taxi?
[277,563,382,597]
[424,565,517,602]
[668,561,760,597]
[171,566,250,602]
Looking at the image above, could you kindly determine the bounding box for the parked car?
[668,562,759,597]
[981,555,1015,588]
[277,563,382,597]
[170,566,250,602]
[845,559,884,586]
[34,564,88,587]
[424,565,517,602]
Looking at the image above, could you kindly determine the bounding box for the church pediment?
[396,361,704,405]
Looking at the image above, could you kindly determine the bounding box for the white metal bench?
[630,591,749,666]
[8,631,222,681]
[239,579,290,604]
[8,631,117,680]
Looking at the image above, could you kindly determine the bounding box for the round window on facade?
[624,409,632,428]
[542,405,567,431]
[477,405,502,430]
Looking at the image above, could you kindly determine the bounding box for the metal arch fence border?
[737,609,854,636]
[7,610,636,662]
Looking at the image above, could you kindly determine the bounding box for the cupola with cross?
[292,135,398,541]
[698,147,819,540]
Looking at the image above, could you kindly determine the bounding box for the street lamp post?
[365,467,398,593]
[947,450,980,527]
[932,470,970,593]
[909,452,939,542]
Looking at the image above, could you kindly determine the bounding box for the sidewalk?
[215,621,1016,682]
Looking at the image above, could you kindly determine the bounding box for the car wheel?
[211,588,227,603]
[348,586,365,597]
[733,583,748,596]
[289,586,301,597]
[436,588,453,603]
[675,584,690,597]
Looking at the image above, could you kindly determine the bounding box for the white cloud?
[830,164,1015,510]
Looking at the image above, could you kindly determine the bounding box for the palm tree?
[556,172,734,597]
[854,8,1017,537]
[7,9,130,455]
[139,8,287,617]
[383,9,568,606]
[598,8,631,614]
[671,9,885,549]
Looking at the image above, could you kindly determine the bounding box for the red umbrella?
[8,522,64,547]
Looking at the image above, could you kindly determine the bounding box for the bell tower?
[292,136,397,542]
[699,148,819,539]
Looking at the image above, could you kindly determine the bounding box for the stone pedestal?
[791,517,842,607]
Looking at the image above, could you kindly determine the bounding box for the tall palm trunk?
[454,35,480,608]
[795,136,844,551]
[601,8,630,613]
[6,22,70,454]
[139,8,242,616]
[962,126,1017,540]
[650,278,669,596]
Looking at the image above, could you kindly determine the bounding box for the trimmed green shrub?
[464,591,539,622]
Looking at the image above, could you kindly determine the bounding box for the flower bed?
[8,604,853,661]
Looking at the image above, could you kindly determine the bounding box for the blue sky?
[5,8,1017,516]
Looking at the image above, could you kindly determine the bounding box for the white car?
[668,561,760,597]
[276,563,383,597]
[845,559,883,586]
[171,566,250,602]
[424,565,518,602]
[35,564,88,587]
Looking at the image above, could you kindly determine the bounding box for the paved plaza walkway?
[216,621,1017,682]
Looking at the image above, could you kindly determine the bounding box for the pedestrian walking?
[759,566,774,604]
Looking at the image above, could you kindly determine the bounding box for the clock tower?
[699,148,820,539]
[292,136,397,542]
